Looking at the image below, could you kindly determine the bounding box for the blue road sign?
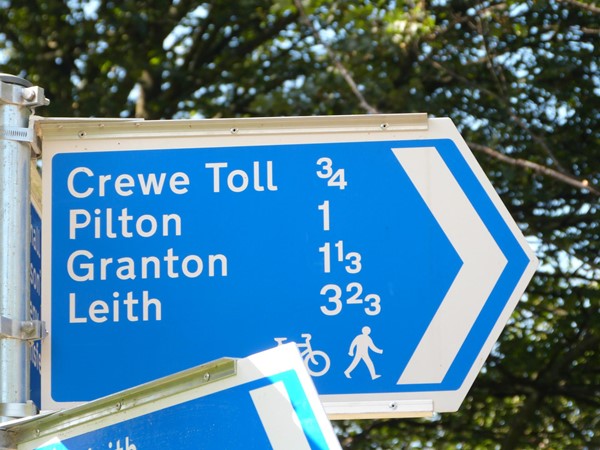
[39,115,537,414]
[14,344,341,450]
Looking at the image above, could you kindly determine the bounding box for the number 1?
[318,201,330,231]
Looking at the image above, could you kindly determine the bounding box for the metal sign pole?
[0,74,47,423]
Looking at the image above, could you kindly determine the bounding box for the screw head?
[22,88,36,101]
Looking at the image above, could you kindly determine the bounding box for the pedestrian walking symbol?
[344,326,383,380]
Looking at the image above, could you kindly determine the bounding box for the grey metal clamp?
[0,127,34,143]
[0,316,46,342]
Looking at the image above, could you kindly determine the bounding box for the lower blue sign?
[37,371,326,449]
[21,344,341,450]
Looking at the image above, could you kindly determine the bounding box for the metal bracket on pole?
[0,75,49,156]
[29,116,43,156]
[0,316,46,342]
[0,77,48,109]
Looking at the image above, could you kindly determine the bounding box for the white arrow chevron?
[393,146,507,385]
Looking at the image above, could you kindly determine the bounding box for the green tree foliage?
[1,0,598,448]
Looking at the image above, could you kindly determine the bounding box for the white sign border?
[37,114,538,416]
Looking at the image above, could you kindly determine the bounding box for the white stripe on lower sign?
[250,381,311,450]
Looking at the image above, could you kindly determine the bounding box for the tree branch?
[293,0,379,114]
[557,0,600,14]
[430,58,571,175]
[508,112,569,174]
[291,3,599,199]
[468,142,600,196]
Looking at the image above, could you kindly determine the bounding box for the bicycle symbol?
[274,333,331,377]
